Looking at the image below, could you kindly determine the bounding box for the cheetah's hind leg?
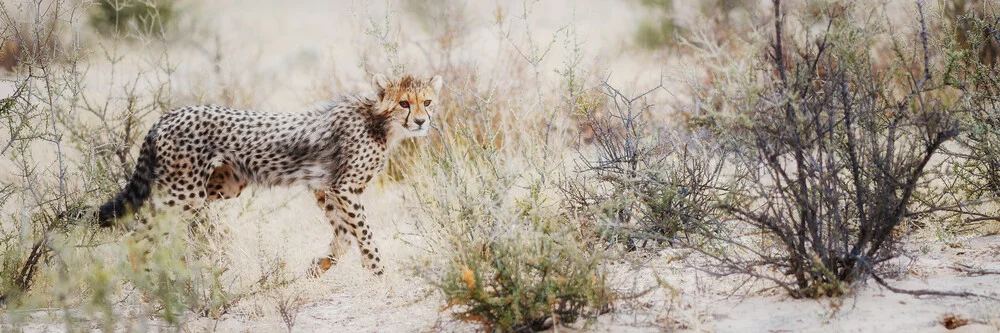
[183,162,247,238]
[205,163,247,203]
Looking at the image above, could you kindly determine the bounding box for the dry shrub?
[686,0,966,298]
[0,1,289,330]
[560,80,728,250]
[945,0,1000,226]
[0,0,90,307]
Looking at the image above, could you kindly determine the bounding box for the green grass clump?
[414,143,614,331]
[89,0,176,37]
[437,223,611,332]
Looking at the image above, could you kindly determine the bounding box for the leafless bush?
[0,0,91,306]
[690,0,963,298]
[560,79,728,250]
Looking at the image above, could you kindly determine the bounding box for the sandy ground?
[4,0,1000,332]
[184,218,1000,333]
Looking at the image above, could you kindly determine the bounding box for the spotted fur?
[97,74,444,276]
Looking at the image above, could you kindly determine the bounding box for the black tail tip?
[97,201,125,227]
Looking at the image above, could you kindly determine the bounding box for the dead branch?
[872,272,1000,300]
[949,264,1000,276]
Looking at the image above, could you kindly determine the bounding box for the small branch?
[904,198,995,217]
[770,0,786,83]
[872,272,1000,300]
[963,216,1000,223]
[950,264,1000,276]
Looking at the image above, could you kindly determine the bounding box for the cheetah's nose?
[414,118,426,126]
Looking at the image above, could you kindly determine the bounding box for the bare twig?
[872,272,1000,300]
[950,264,1000,276]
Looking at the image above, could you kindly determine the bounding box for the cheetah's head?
[372,74,443,140]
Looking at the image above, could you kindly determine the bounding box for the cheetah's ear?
[372,74,390,97]
[430,75,443,94]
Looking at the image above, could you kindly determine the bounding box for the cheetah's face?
[372,74,444,138]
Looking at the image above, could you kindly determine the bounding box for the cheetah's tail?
[97,129,159,227]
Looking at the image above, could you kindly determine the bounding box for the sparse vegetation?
[945,0,1000,225]
[680,0,998,298]
[560,79,728,250]
[1,0,295,329]
[3,0,1000,331]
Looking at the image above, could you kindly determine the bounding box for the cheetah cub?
[97,74,443,276]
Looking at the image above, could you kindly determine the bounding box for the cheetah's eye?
[423,100,432,107]
[399,101,410,109]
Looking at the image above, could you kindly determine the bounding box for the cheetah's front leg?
[313,187,384,276]
[310,190,353,277]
